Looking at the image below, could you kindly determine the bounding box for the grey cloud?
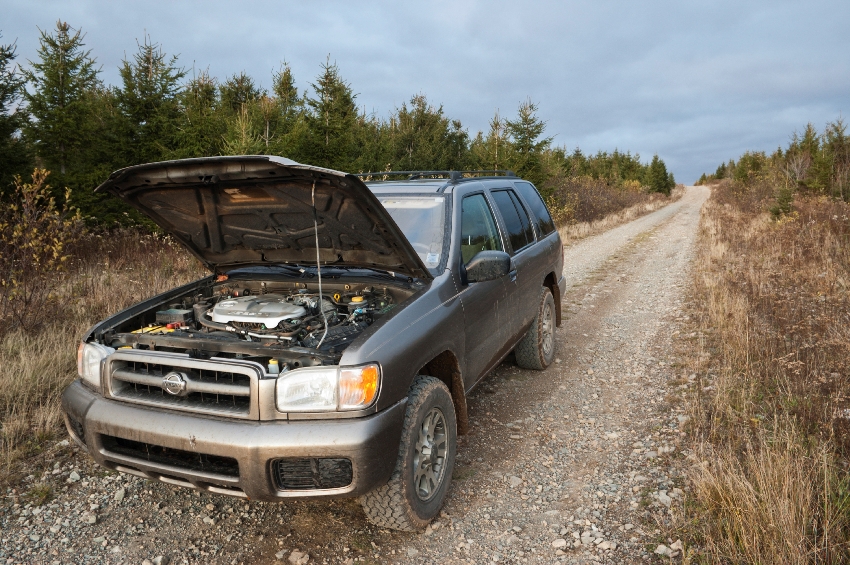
[3,0,848,182]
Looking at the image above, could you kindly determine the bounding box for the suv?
[62,156,565,531]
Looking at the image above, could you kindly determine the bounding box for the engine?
[192,289,393,353]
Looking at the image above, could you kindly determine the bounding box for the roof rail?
[352,170,517,182]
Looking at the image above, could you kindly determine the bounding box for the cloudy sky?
[4,0,848,182]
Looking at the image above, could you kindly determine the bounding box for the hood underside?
[96,156,431,279]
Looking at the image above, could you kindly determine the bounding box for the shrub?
[0,169,84,333]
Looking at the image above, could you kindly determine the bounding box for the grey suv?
[62,156,566,531]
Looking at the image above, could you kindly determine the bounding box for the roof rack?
[353,170,516,182]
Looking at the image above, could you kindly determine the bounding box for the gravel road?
[1,186,710,565]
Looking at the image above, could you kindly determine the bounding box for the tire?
[360,376,457,531]
[515,286,556,370]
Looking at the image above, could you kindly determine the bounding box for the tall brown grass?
[681,179,850,563]
[0,221,205,477]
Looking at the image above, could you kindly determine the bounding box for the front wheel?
[360,376,457,531]
[514,286,556,370]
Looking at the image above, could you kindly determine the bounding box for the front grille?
[272,457,353,490]
[107,352,257,418]
[101,435,239,477]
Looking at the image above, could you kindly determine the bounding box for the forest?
[0,21,675,226]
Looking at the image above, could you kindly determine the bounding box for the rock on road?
[0,186,710,565]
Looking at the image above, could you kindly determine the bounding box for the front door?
[457,193,509,386]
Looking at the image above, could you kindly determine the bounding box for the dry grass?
[558,186,683,245]
[0,230,205,478]
[679,179,850,563]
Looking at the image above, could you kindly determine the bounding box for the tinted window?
[491,189,534,253]
[460,193,503,265]
[514,181,556,236]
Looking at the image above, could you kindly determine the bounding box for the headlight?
[276,363,380,412]
[76,342,114,391]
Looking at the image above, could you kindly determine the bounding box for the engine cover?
[211,295,307,328]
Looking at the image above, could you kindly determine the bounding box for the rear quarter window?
[514,181,556,236]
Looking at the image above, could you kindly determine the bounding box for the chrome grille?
[107,351,259,419]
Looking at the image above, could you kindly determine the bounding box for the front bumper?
[61,380,406,501]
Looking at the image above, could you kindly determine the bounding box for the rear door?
[488,187,544,339]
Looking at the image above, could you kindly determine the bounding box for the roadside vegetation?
[0,20,679,480]
[681,123,850,562]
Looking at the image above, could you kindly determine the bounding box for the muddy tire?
[514,286,556,370]
[360,376,457,531]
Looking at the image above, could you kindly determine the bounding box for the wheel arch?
[543,271,562,326]
[418,350,469,435]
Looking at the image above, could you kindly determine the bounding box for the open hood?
[96,156,432,279]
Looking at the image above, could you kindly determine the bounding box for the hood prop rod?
[312,181,329,350]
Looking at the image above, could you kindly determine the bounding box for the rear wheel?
[515,286,556,370]
[360,376,457,531]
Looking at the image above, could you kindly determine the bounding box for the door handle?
[509,269,517,282]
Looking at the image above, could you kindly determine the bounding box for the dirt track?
[0,186,710,565]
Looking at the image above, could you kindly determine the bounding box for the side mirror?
[465,250,511,283]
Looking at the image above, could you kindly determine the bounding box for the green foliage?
[700,118,850,202]
[0,170,84,333]
[172,71,226,159]
[9,25,678,227]
[114,36,186,165]
[21,21,100,177]
[769,184,795,218]
[0,33,33,196]
[302,59,359,171]
[644,154,675,195]
[504,99,552,187]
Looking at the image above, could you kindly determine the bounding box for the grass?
[553,181,685,245]
[678,179,850,563]
[0,229,205,479]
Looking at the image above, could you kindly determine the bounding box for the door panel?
[457,193,510,385]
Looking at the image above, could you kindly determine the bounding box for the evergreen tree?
[220,71,260,113]
[0,33,32,194]
[471,109,512,172]
[645,154,672,195]
[221,103,264,155]
[172,70,226,158]
[303,59,358,171]
[114,35,186,165]
[387,94,470,171]
[505,99,551,186]
[21,21,100,176]
[268,62,306,158]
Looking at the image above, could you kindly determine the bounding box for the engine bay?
[98,278,411,368]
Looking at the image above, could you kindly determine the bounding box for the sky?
[3,0,849,183]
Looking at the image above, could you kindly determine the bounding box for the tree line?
[0,21,676,225]
[697,119,850,202]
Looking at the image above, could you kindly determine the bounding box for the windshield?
[379,197,446,272]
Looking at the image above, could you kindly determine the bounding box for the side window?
[514,181,556,236]
[460,193,503,265]
[491,189,534,253]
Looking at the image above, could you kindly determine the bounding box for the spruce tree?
[173,70,226,158]
[303,59,358,171]
[388,94,470,171]
[645,154,671,195]
[0,33,32,194]
[22,21,100,177]
[505,99,552,186]
[471,109,512,172]
[220,71,260,114]
[114,35,186,165]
